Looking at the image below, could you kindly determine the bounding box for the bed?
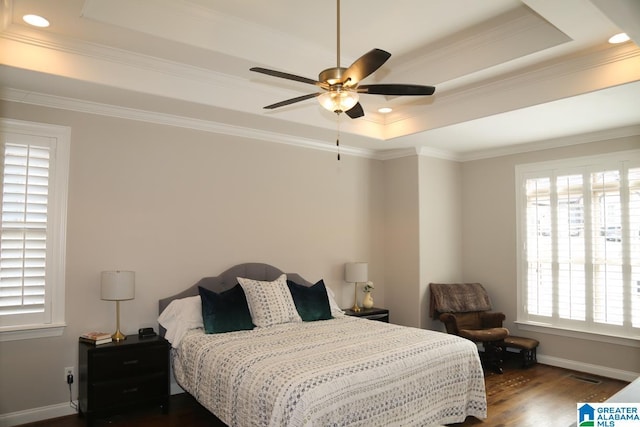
[158,263,487,426]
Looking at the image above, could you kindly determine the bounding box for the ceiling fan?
[250,0,436,119]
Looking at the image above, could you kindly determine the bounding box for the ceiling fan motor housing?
[319,67,348,85]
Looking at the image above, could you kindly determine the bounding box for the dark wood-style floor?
[451,360,628,427]
[20,360,628,427]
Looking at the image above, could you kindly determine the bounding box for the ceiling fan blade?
[345,102,364,119]
[263,93,320,109]
[250,67,323,87]
[358,84,436,96]
[341,49,391,86]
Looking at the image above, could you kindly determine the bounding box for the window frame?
[0,118,70,341]
[515,149,640,348]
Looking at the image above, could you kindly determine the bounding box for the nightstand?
[78,335,170,426]
[343,307,389,322]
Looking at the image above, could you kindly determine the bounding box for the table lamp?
[345,262,368,312]
[101,270,135,342]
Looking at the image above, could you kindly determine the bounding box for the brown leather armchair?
[430,283,509,373]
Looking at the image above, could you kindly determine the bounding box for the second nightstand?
[343,307,389,322]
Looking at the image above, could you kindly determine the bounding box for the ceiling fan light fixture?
[318,88,359,113]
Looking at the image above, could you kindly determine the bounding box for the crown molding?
[82,0,332,73]
[5,87,636,163]
[391,4,570,84]
[380,42,640,140]
[1,88,377,159]
[0,85,458,162]
[428,43,640,110]
[458,124,640,162]
[0,26,247,89]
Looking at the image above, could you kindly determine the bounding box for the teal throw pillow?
[286,279,332,321]
[198,284,254,333]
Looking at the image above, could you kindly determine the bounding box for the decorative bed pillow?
[198,285,254,334]
[237,274,302,328]
[286,279,332,321]
[157,295,203,347]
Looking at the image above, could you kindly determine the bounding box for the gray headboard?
[158,262,315,337]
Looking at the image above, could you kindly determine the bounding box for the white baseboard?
[538,353,640,382]
[0,401,77,427]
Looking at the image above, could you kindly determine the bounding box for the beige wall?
[461,136,640,376]
[382,156,420,326]
[419,156,463,330]
[0,102,386,414]
[382,155,464,329]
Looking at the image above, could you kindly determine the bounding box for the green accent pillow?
[198,284,254,333]
[286,279,332,321]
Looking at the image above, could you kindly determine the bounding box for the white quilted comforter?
[172,317,486,427]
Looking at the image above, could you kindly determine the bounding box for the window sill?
[515,321,640,348]
[0,323,66,342]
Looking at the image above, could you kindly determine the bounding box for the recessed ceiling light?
[23,14,50,28]
[608,33,630,44]
[378,107,393,114]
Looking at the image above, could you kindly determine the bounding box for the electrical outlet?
[64,366,74,383]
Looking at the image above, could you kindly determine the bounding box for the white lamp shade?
[100,271,135,301]
[345,262,368,283]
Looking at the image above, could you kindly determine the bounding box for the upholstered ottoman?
[502,336,539,368]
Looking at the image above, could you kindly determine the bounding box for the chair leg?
[482,341,504,374]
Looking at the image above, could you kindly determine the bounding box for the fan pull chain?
[336,112,341,160]
[336,0,341,161]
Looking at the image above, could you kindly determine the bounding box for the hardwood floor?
[19,360,628,427]
[451,360,629,427]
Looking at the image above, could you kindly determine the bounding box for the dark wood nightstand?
[78,335,170,426]
[343,307,389,322]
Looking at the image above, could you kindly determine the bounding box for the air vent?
[569,374,601,384]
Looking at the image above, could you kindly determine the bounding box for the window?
[516,150,640,344]
[0,119,70,341]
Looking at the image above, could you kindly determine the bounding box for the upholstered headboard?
[158,262,314,337]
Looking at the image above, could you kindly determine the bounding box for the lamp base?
[352,282,360,312]
[111,329,127,342]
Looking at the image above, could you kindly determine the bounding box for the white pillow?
[325,286,345,317]
[237,274,302,328]
[157,295,203,347]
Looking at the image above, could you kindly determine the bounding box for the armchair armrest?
[439,313,459,335]
[480,311,506,328]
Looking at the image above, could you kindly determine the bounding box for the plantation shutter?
[0,142,50,319]
[519,152,640,339]
[629,167,640,328]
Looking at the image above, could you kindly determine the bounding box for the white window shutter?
[0,143,49,316]
[0,119,69,339]
[517,151,640,340]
